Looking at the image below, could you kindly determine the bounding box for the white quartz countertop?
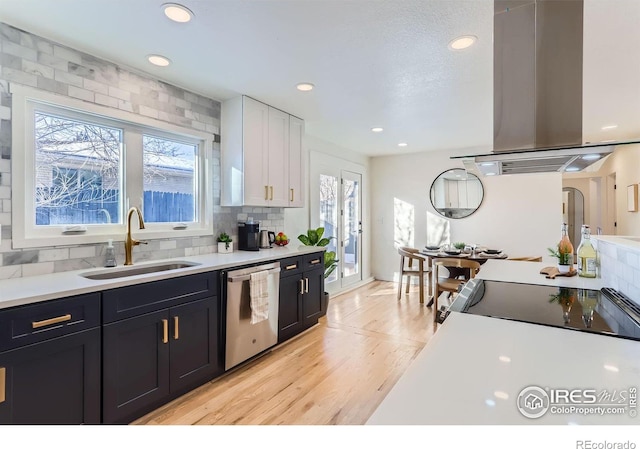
[0,245,323,310]
[477,259,606,290]
[367,312,640,425]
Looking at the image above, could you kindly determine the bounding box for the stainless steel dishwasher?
[224,261,280,370]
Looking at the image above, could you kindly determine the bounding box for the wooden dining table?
[418,248,509,307]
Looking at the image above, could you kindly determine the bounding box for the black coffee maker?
[238,220,260,251]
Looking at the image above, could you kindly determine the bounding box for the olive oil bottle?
[577,225,597,278]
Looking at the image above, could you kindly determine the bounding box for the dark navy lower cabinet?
[278,252,326,343]
[102,295,220,424]
[0,293,101,425]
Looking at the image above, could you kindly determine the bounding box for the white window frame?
[11,84,214,249]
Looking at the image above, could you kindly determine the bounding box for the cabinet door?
[0,328,100,424]
[288,116,304,207]
[103,309,170,424]
[243,96,269,206]
[267,107,289,207]
[169,297,221,394]
[302,267,325,329]
[458,179,468,209]
[278,273,304,343]
[446,179,459,208]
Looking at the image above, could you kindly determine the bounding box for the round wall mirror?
[429,169,484,219]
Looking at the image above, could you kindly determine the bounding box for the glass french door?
[318,169,362,288]
[341,171,362,287]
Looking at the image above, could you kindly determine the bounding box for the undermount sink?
[81,261,201,280]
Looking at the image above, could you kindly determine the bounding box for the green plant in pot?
[218,232,233,251]
[298,227,338,316]
[297,227,338,279]
[548,243,573,273]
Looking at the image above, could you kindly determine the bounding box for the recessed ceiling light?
[601,124,618,131]
[398,142,408,147]
[163,3,194,22]
[498,355,511,363]
[147,54,171,67]
[371,127,384,133]
[448,35,477,51]
[582,154,601,161]
[604,364,619,372]
[296,83,315,92]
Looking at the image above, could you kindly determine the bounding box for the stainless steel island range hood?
[453,0,640,176]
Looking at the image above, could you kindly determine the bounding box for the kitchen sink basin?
[80,261,201,280]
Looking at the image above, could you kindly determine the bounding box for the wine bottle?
[577,225,597,278]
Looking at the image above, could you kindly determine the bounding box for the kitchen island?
[367,259,640,425]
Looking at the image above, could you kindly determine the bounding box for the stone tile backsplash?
[0,22,284,279]
[598,240,640,307]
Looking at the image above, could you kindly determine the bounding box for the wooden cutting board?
[540,266,577,279]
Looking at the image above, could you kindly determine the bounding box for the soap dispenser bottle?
[105,239,117,267]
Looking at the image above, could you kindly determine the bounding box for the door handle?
[299,279,304,295]
[0,367,5,404]
[173,316,179,340]
[290,188,294,202]
[162,319,169,344]
[264,185,269,201]
[305,277,309,293]
[270,186,274,200]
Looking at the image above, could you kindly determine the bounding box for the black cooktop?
[449,280,640,341]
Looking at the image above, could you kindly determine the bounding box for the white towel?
[249,270,270,324]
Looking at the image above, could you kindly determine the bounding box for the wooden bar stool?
[397,246,431,304]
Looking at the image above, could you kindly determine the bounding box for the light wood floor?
[133,280,438,425]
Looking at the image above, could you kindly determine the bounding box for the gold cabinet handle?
[305,277,309,293]
[32,314,72,329]
[162,319,168,344]
[265,185,269,200]
[0,367,5,404]
[173,316,179,340]
[285,264,297,270]
[299,279,304,295]
[290,188,294,202]
[310,259,321,265]
[270,186,274,200]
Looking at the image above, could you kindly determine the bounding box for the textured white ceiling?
[0,0,495,157]
[1,1,638,158]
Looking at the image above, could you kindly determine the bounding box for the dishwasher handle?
[228,267,281,282]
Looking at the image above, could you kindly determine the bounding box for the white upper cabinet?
[288,116,304,207]
[221,96,305,208]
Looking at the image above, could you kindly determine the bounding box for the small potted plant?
[217,232,233,254]
[298,227,338,315]
[547,244,573,273]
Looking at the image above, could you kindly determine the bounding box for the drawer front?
[279,256,302,277]
[0,293,101,352]
[102,271,218,323]
[303,252,324,271]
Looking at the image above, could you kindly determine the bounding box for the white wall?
[564,144,640,236]
[370,148,562,282]
[283,134,372,291]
